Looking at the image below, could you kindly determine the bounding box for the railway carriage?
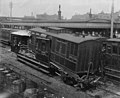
[30,28,104,78]
[6,27,107,88]
[102,39,120,79]
[0,28,19,45]
[1,26,106,82]
[11,30,31,53]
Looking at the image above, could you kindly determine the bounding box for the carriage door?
[38,38,51,64]
[11,34,16,52]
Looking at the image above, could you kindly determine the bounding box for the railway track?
[2,63,52,86]
[0,63,60,96]
[0,39,10,45]
[98,86,120,97]
[95,67,120,97]
[104,67,120,81]
[0,39,10,50]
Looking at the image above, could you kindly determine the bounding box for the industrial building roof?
[2,22,110,28]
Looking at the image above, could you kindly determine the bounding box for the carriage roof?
[11,30,31,36]
[30,28,103,43]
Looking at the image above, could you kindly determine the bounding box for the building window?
[112,45,118,54]
[70,43,78,57]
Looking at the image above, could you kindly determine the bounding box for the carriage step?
[0,40,9,45]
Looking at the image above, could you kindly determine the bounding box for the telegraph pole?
[9,0,13,21]
[110,0,114,38]
[0,0,1,16]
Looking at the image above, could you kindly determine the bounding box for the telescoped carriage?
[29,27,105,79]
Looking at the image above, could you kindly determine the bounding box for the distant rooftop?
[71,10,120,21]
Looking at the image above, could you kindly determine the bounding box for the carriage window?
[41,40,46,52]
[13,37,18,44]
[70,43,78,56]
[70,43,74,55]
[37,40,41,51]
[31,35,35,44]
[36,40,39,50]
[112,45,118,54]
[102,43,106,52]
[56,40,60,53]
[61,43,66,55]
[21,37,28,45]
[119,47,120,55]
[74,44,78,56]
[107,45,111,54]
[55,40,66,55]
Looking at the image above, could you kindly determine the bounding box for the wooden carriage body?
[30,28,103,75]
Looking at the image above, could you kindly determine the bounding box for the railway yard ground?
[1,43,120,98]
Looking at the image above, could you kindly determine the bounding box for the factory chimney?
[89,8,92,19]
[58,5,61,20]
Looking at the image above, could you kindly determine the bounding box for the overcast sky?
[0,0,119,19]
